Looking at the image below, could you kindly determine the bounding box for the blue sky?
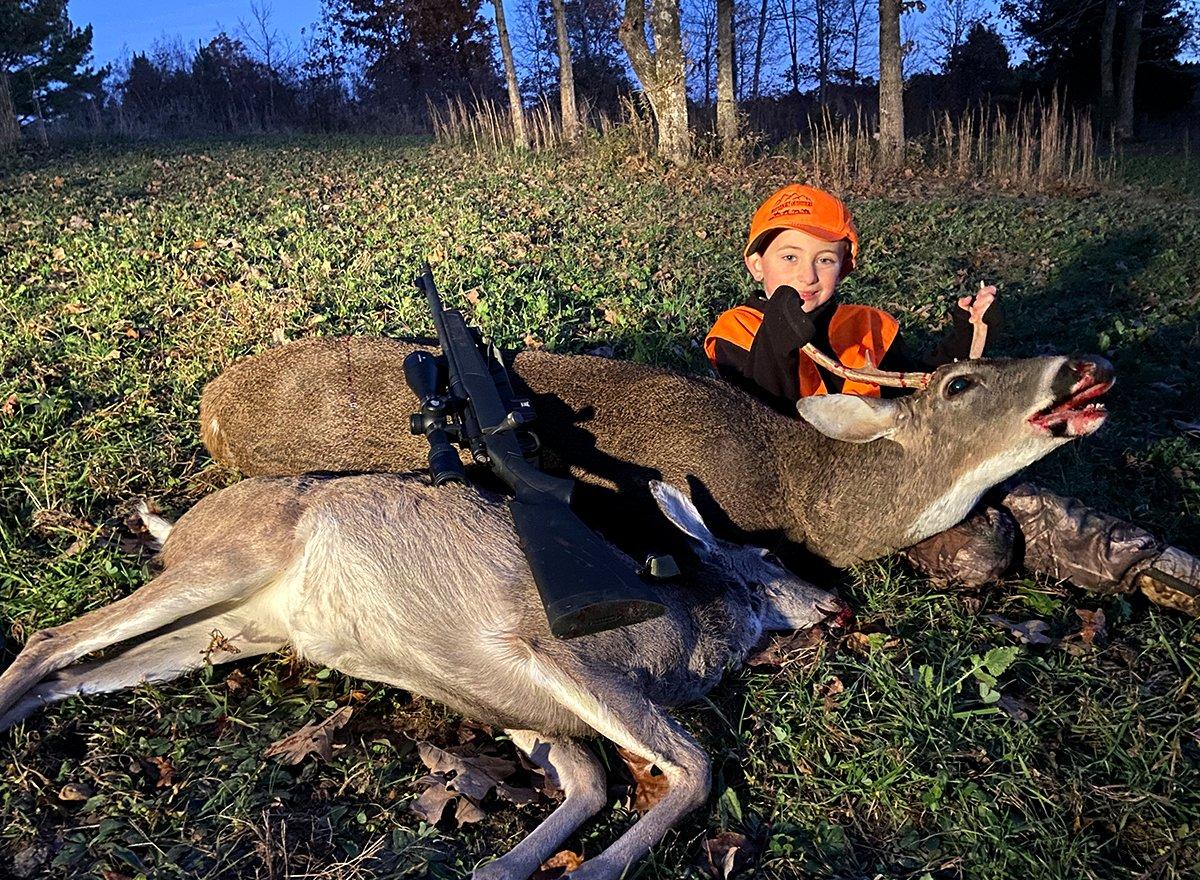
[73,1,325,71]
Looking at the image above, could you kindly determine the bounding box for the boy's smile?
[744,227,847,312]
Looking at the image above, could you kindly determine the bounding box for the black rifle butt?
[509,498,666,639]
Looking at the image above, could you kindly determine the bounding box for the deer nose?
[1068,356,1115,385]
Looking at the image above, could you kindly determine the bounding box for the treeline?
[1,0,1197,159]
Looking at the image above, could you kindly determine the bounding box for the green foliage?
[0,0,103,120]
[0,137,1198,878]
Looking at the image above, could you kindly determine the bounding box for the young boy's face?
[745,228,846,312]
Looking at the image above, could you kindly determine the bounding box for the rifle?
[406,265,667,639]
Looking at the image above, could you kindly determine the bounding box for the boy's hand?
[957,282,997,325]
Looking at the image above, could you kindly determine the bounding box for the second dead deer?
[0,474,842,880]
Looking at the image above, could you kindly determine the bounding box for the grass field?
[1,135,1198,880]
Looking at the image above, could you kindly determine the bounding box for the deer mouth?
[1029,366,1113,437]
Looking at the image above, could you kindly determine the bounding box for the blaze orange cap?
[745,184,859,274]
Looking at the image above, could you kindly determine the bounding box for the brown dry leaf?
[62,302,87,314]
[68,214,92,230]
[603,307,620,325]
[844,630,900,656]
[454,794,487,824]
[616,746,670,812]
[264,706,353,764]
[58,782,91,802]
[1,394,16,417]
[410,776,459,824]
[1075,608,1107,645]
[697,831,758,879]
[150,756,175,788]
[816,676,845,711]
[997,693,1034,722]
[985,614,1056,646]
[532,850,585,880]
[224,669,248,693]
[51,246,66,261]
[191,238,208,250]
[746,626,824,668]
[464,288,481,305]
[417,741,520,802]
[523,333,544,350]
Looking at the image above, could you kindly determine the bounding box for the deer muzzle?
[1030,356,1115,437]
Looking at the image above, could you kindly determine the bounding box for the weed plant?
[0,137,1197,879]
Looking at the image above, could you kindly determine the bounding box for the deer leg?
[0,552,289,723]
[520,653,711,880]
[0,603,286,731]
[473,730,608,880]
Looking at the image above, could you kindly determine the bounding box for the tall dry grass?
[430,91,1112,191]
[931,93,1110,188]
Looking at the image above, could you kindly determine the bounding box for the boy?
[705,183,1199,615]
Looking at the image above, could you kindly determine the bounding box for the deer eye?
[945,376,974,398]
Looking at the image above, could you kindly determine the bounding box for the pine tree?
[0,0,103,140]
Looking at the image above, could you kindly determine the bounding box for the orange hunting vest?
[705,303,900,398]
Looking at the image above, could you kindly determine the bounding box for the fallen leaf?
[697,831,758,878]
[224,669,248,693]
[264,706,353,764]
[464,288,481,305]
[58,782,91,802]
[150,756,175,788]
[985,614,1055,646]
[191,238,208,249]
[1,394,16,417]
[844,630,900,655]
[523,333,543,350]
[532,851,585,880]
[410,776,459,824]
[616,746,671,812]
[68,214,92,230]
[746,626,824,668]
[997,693,1034,722]
[417,741,519,802]
[816,676,845,711]
[1075,608,1107,645]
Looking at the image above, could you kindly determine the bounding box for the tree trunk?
[878,0,904,167]
[0,71,19,152]
[492,0,528,148]
[620,0,691,165]
[752,0,767,98]
[550,0,580,143]
[1099,0,1117,131]
[716,0,738,156]
[1115,0,1144,141]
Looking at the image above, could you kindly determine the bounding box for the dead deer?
[0,475,842,880]
[200,337,1113,569]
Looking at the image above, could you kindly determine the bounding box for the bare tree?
[927,0,983,68]
[493,0,529,147]
[878,0,904,165]
[1099,0,1118,129]
[550,0,581,141]
[716,0,737,153]
[751,0,769,96]
[844,0,876,86]
[805,0,849,104]
[619,0,691,164]
[239,1,292,123]
[1115,0,1145,141]
[512,0,556,98]
[777,0,804,94]
[685,0,718,106]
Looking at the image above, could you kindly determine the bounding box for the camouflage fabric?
[903,504,1016,588]
[903,481,1200,617]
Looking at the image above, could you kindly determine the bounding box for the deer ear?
[649,481,718,553]
[796,394,901,443]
